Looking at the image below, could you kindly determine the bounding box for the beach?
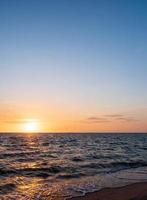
[71,182,147,200]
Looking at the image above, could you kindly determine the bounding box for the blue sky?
[0,0,147,132]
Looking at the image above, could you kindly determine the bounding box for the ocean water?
[0,133,147,199]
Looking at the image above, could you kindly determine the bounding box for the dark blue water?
[0,133,147,199]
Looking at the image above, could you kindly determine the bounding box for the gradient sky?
[0,0,147,132]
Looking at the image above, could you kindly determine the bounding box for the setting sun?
[23,119,40,133]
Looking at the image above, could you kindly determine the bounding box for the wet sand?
[70,182,147,200]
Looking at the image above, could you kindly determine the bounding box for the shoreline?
[70,182,147,200]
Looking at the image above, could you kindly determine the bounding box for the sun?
[23,119,40,133]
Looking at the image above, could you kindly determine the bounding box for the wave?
[57,172,85,179]
[0,165,77,178]
[1,161,147,180]
[80,161,147,172]
[0,151,40,159]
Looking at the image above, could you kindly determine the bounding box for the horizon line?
[0,131,147,134]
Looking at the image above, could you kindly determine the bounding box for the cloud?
[87,117,107,121]
[115,117,139,122]
[85,117,110,123]
[104,114,124,118]
[104,114,139,122]
[83,113,139,124]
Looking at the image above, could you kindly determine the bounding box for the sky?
[0,0,147,132]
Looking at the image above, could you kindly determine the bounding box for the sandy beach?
[71,182,147,200]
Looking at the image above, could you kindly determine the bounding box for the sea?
[0,133,147,200]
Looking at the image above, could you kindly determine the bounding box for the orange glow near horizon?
[0,104,147,133]
[0,116,147,133]
[22,119,40,133]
